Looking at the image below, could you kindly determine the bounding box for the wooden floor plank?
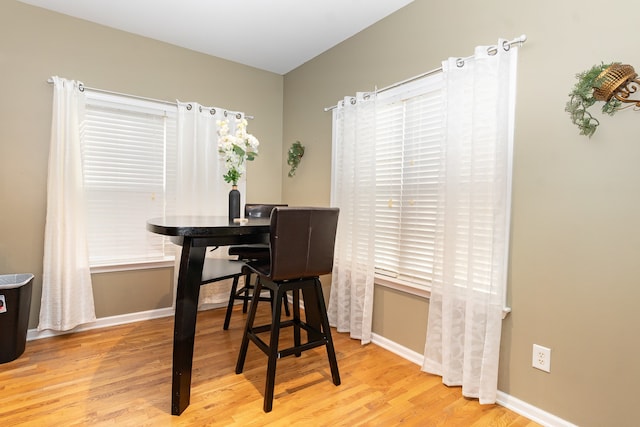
[0,304,540,426]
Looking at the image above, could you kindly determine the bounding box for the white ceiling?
[19,0,414,75]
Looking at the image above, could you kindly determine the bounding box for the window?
[332,51,517,301]
[373,79,445,289]
[331,76,446,292]
[81,91,177,267]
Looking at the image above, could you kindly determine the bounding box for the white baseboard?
[370,332,424,365]
[370,332,577,427]
[495,391,578,427]
[27,307,175,341]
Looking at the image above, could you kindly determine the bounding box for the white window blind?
[81,92,177,266]
[373,76,445,289]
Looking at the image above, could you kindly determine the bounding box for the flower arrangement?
[217,117,259,185]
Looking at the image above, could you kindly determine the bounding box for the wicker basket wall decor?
[566,62,640,137]
[592,63,638,102]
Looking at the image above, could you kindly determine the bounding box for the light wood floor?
[0,304,540,426]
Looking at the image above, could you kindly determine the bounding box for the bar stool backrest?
[268,207,339,282]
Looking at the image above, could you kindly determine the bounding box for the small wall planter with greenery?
[566,62,639,137]
[287,140,305,177]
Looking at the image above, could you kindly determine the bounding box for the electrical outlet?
[532,344,551,373]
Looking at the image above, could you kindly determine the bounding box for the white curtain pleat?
[174,103,246,307]
[422,40,518,403]
[328,93,376,344]
[39,76,96,331]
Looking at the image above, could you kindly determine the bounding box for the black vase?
[228,185,241,222]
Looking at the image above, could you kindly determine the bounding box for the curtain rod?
[323,34,527,112]
[46,78,254,119]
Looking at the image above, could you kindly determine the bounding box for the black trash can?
[0,273,34,364]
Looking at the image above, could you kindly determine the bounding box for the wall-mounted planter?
[287,141,305,177]
[566,62,640,137]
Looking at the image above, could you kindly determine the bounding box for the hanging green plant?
[287,140,305,177]
[565,62,623,137]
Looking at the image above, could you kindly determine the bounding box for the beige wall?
[4,0,639,425]
[0,1,283,328]
[283,0,640,425]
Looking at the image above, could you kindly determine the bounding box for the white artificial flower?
[217,116,259,185]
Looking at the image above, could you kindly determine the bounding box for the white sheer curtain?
[422,40,518,403]
[39,76,96,331]
[328,93,376,344]
[174,103,246,307]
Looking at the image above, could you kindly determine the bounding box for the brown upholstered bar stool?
[225,204,289,324]
[235,207,341,412]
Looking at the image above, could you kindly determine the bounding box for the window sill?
[374,274,511,319]
[90,258,175,274]
[374,274,431,299]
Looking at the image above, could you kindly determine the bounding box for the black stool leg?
[263,285,285,413]
[283,291,291,316]
[314,279,341,386]
[236,278,263,374]
[242,272,252,313]
[223,275,240,330]
[293,288,301,357]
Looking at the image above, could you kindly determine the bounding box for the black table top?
[146,215,270,238]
